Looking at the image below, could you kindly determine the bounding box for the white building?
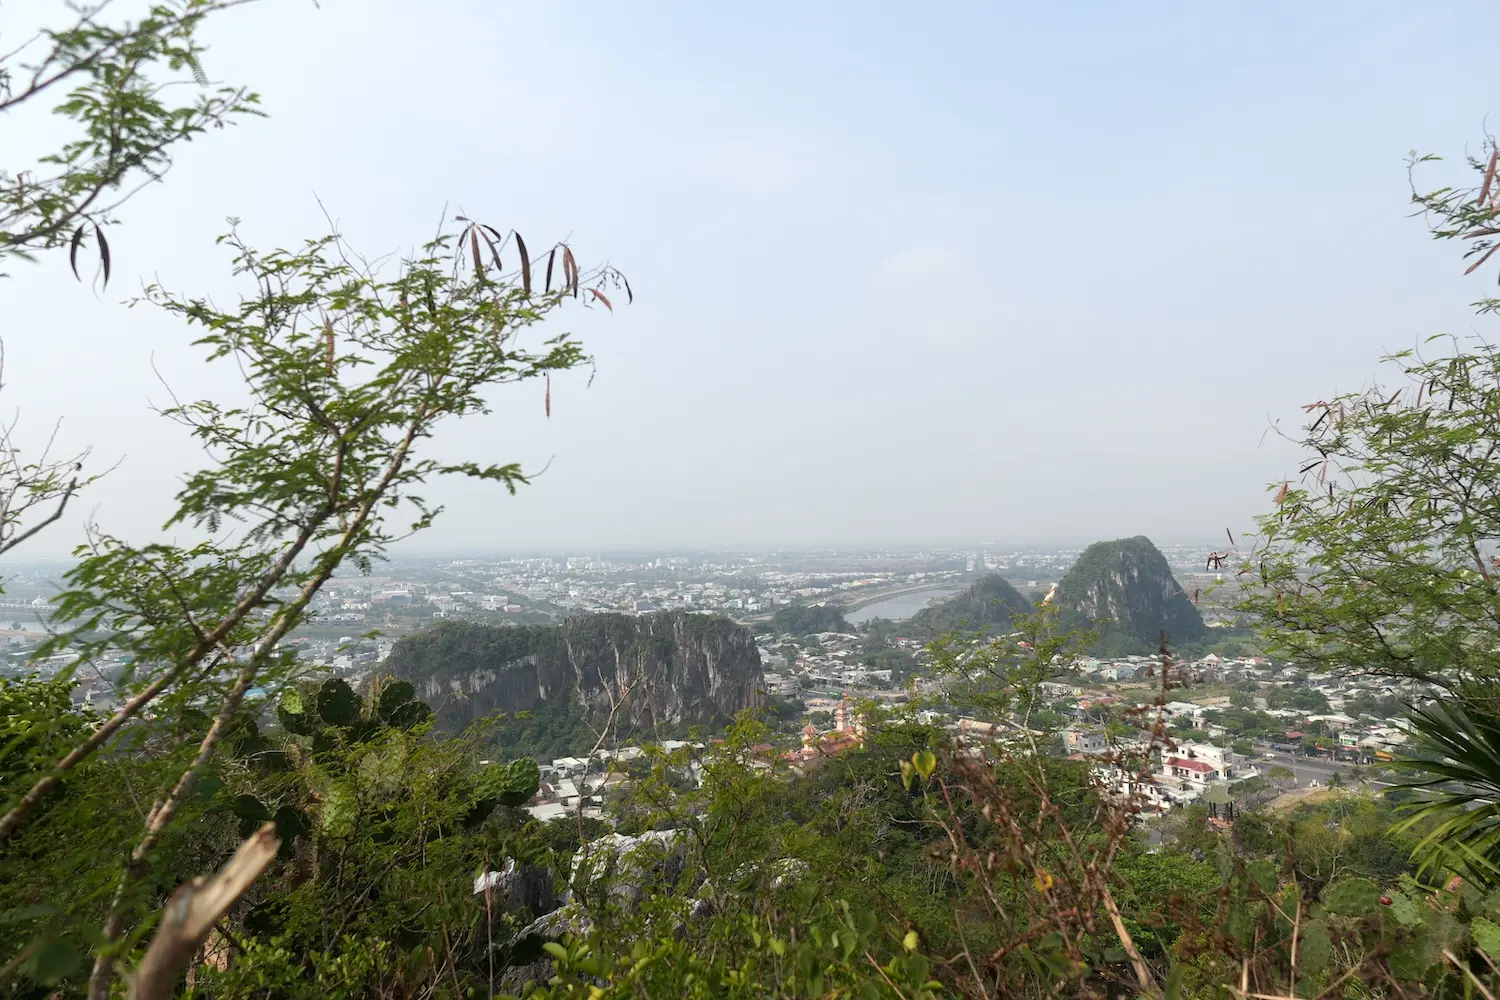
[1094,740,1260,816]
[1156,741,1258,799]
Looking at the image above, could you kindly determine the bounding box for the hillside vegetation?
[764,603,851,635]
[905,574,1034,636]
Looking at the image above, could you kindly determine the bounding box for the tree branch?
[125,822,279,1000]
[0,475,76,556]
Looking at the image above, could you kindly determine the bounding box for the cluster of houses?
[507,741,706,822]
[1072,732,1262,815]
[757,630,914,693]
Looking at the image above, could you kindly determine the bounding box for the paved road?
[1255,751,1390,790]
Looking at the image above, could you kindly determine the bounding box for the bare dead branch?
[125,822,279,1000]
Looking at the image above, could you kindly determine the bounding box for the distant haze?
[2,1,1495,556]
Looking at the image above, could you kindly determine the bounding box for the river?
[846,587,961,624]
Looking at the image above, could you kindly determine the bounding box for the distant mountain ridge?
[1053,535,1205,647]
[906,574,1034,635]
[384,612,764,732]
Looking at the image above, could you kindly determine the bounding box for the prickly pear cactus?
[478,757,542,808]
[316,678,360,727]
[1324,877,1381,917]
[277,688,312,735]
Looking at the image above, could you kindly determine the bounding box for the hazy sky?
[3,1,1498,556]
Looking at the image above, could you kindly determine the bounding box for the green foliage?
[520,900,942,999]
[1202,705,1287,740]
[922,603,1093,725]
[767,603,850,635]
[486,700,606,761]
[863,646,921,683]
[0,674,93,786]
[1324,877,1382,916]
[1265,685,1331,714]
[1388,698,1500,886]
[905,574,1031,637]
[0,1,262,272]
[1240,342,1500,689]
[479,757,543,808]
[0,209,620,996]
[376,679,416,720]
[315,678,361,728]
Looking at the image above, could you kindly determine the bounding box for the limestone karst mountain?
[1053,535,1206,647]
[906,574,1035,636]
[385,612,764,731]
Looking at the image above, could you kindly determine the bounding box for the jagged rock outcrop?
[907,574,1033,636]
[385,613,764,731]
[473,858,557,917]
[1053,535,1205,646]
[488,830,809,991]
[566,829,695,907]
[499,830,697,988]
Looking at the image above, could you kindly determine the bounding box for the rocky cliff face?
[1054,535,1205,646]
[383,612,764,731]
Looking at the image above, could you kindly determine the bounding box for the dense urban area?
[0,542,1412,825]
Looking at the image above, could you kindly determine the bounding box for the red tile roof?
[1166,757,1216,773]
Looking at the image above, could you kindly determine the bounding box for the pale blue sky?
[3,1,1497,554]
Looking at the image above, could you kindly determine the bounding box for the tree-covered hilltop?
[1053,535,1206,649]
[904,574,1034,636]
[763,603,851,635]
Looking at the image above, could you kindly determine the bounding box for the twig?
[91,658,259,997]
[0,476,76,556]
[864,950,908,999]
[1289,892,1302,998]
[1445,948,1498,1000]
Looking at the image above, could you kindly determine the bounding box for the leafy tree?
[1345,691,1405,721]
[768,604,848,635]
[0,214,625,997]
[1,0,261,270]
[1240,135,1500,893]
[1242,144,1500,693]
[0,1,265,564]
[1265,686,1330,714]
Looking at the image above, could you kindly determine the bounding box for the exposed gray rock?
[566,829,694,906]
[473,858,557,917]
[387,613,764,730]
[516,904,592,942]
